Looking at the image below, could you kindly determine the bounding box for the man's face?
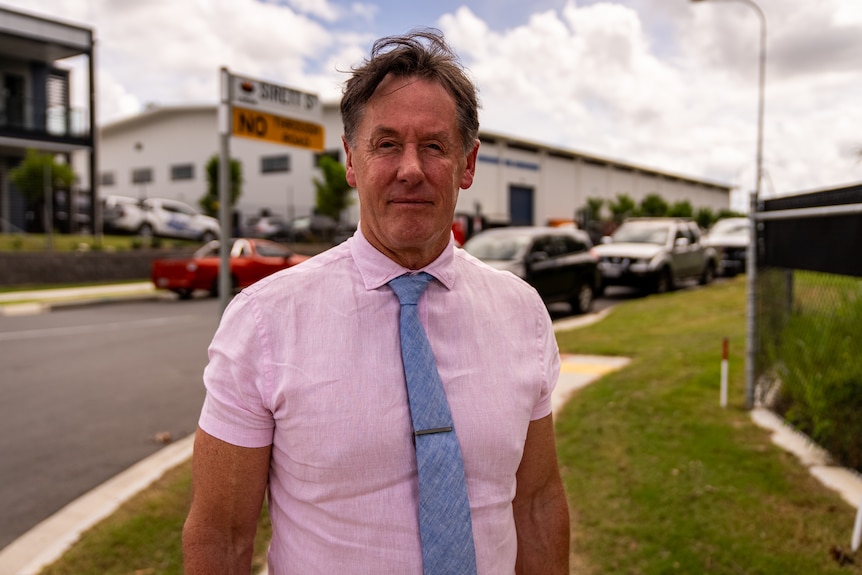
[344,75,479,268]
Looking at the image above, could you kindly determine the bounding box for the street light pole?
[691,0,766,409]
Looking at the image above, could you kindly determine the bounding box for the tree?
[668,200,693,218]
[9,149,75,233]
[200,154,242,217]
[573,197,606,243]
[695,207,716,229]
[608,194,636,223]
[313,154,353,221]
[639,194,669,217]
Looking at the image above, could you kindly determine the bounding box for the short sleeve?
[198,292,275,448]
[530,295,561,421]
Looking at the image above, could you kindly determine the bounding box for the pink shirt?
[199,229,560,574]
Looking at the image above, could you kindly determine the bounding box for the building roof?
[101,103,731,193]
[0,5,93,62]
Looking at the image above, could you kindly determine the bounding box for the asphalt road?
[0,297,221,549]
[0,285,648,550]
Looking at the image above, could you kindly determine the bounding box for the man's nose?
[397,145,423,185]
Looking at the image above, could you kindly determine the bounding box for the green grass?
[556,276,861,574]
[38,460,272,575]
[35,276,861,574]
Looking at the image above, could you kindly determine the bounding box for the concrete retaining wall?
[0,249,194,286]
[0,242,332,286]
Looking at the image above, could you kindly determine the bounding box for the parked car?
[462,226,600,314]
[101,195,144,235]
[593,218,717,294]
[101,195,220,242]
[288,214,339,242]
[243,215,291,241]
[704,217,750,277]
[151,237,309,299]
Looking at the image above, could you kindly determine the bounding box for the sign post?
[218,67,232,312]
[216,69,324,312]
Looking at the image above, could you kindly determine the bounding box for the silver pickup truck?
[594,217,717,294]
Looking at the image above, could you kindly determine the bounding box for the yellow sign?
[232,106,325,151]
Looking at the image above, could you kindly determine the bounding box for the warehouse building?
[92,101,731,232]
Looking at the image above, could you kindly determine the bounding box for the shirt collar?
[350,225,457,292]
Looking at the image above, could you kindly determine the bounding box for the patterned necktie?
[388,272,478,575]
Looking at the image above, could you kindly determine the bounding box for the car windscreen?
[612,223,670,245]
[463,233,532,261]
[710,219,749,236]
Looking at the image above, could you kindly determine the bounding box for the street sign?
[232,106,324,151]
[230,74,321,121]
[217,68,325,311]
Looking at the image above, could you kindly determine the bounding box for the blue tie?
[388,272,478,575]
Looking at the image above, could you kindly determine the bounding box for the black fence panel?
[754,183,862,473]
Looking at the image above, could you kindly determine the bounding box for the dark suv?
[462,226,600,314]
[593,218,717,294]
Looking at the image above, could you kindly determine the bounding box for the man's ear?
[343,135,357,187]
[459,139,480,190]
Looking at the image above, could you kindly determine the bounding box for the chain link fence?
[753,184,862,473]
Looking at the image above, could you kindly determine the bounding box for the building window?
[99,172,115,186]
[132,168,153,184]
[261,155,290,174]
[171,163,194,181]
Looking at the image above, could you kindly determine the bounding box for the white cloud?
[7,0,862,198]
[438,0,862,198]
[279,0,341,22]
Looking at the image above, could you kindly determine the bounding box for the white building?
[91,102,731,231]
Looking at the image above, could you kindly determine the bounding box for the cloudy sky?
[11,0,862,210]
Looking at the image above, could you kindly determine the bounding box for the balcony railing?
[0,96,91,141]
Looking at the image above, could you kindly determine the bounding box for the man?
[183,29,570,574]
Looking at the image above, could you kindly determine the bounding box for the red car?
[151,238,309,299]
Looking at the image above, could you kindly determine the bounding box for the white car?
[101,195,220,242]
[704,217,750,277]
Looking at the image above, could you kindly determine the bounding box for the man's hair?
[341,28,480,155]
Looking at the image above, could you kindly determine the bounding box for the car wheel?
[201,231,217,243]
[138,223,154,239]
[175,289,193,300]
[570,282,594,315]
[653,267,673,294]
[700,262,716,285]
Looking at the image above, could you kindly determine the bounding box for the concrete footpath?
[0,282,160,316]
[0,286,860,574]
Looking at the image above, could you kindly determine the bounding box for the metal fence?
[752,184,862,473]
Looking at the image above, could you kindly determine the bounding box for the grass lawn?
[36,276,861,574]
[556,276,861,574]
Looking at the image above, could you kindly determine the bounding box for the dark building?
[0,5,95,233]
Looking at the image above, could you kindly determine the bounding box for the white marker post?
[720,337,729,408]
